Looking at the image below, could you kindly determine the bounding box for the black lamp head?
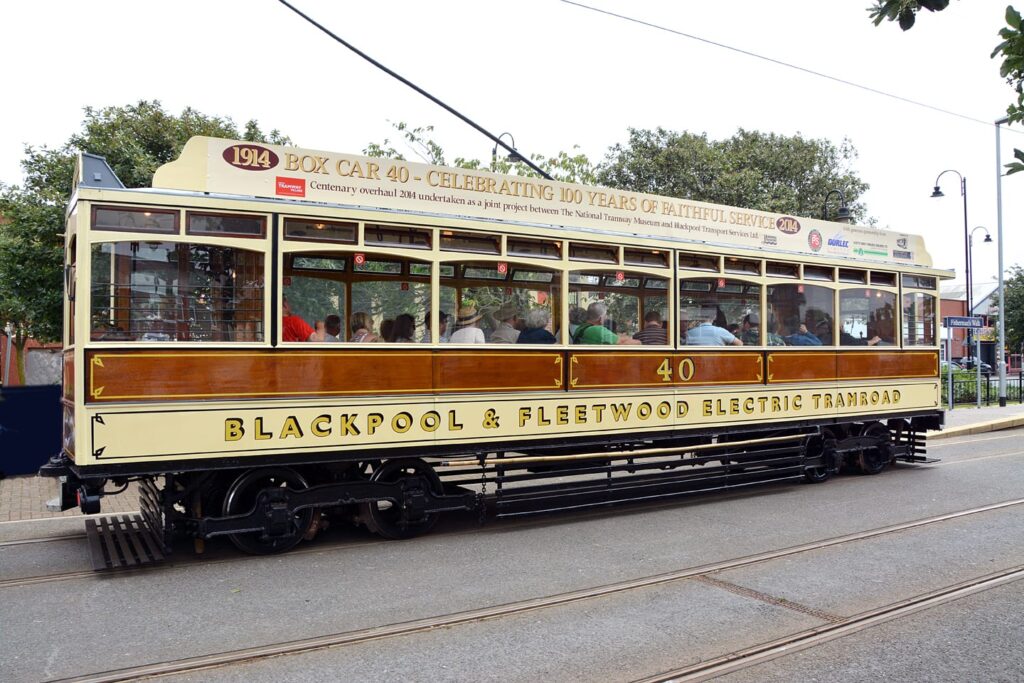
[984,233,993,243]
[930,186,944,198]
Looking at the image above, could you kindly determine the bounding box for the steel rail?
[45,496,1024,683]
[0,533,86,547]
[635,564,1024,682]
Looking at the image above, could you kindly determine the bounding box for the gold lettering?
[611,403,632,421]
[448,410,464,431]
[703,400,713,417]
[575,405,587,424]
[311,415,331,437]
[420,411,440,432]
[392,412,413,433]
[280,416,303,439]
[284,153,300,172]
[519,407,532,428]
[593,404,606,422]
[366,413,384,436]
[255,417,272,440]
[556,405,569,425]
[537,406,551,427]
[225,418,244,441]
[338,414,360,436]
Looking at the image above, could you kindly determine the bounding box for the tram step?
[85,514,166,571]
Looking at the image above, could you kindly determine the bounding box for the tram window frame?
[283,217,357,244]
[803,265,835,282]
[440,230,501,254]
[624,248,669,268]
[679,276,762,347]
[901,291,938,347]
[870,271,897,287]
[838,268,868,284]
[363,224,432,250]
[838,287,899,347]
[766,282,836,347]
[507,237,562,260]
[902,274,937,290]
[569,242,619,264]
[678,252,720,271]
[186,211,266,239]
[571,269,670,345]
[724,257,761,275]
[92,205,179,234]
[766,261,799,278]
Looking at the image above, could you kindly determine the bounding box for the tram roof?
[72,136,950,277]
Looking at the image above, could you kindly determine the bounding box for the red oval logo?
[776,216,801,234]
[222,144,279,172]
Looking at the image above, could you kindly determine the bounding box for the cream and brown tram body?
[43,138,945,563]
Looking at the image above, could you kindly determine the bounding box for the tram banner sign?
[152,137,934,269]
[943,316,984,329]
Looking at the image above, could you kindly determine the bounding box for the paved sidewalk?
[3,405,1023,523]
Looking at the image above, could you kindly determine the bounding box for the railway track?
[43,496,1024,683]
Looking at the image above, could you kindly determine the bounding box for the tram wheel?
[855,423,893,475]
[222,467,314,555]
[359,458,443,540]
[804,429,838,483]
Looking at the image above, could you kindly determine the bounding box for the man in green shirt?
[573,303,641,345]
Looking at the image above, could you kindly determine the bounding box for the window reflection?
[838,288,897,346]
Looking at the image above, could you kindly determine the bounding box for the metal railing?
[941,371,1024,406]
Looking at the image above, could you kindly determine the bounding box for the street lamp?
[492,132,525,168]
[821,189,852,223]
[995,117,1011,405]
[968,226,993,310]
[930,169,970,358]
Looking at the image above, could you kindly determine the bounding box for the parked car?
[958,357,993,373]
[940,361,962,372]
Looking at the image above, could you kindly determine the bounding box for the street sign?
[944,316,985,329]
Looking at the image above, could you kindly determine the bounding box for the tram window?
[724,257,761,275]
[283,218,356,244]
[679,252,719,271]
[292,256,346,271]
[570,270,667,343]
[804,265,835,281]
[283,275,346,341]
[680,278,761,345]
[902,292,937,346]
[570,242,618,264]
[767,284,834,346]
[67,237,77,346]
[766,261,799,278]
[902,274,937,290]
[624,248,669,268]
[350,257,430,343]
[870,271,897,287]
[90,242,264,342]
[508,237,562,260]
[838,268,867,284]
[839,288,897,346]
[440,230,500,254]
[364,224,431,249]
[442,261,560,344]
[187,212,265,238]
[93,206,178,234]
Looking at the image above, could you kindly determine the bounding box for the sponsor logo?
[762,234,778,246]
[808,229,823,252]
[776,216,801,234]
[275,176,305,197]
[223,144,279,171]
[893,250,913,259]
[854,247,888,257]
[827,233,849,249]
[896,237,908,248]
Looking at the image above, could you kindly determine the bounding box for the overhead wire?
[561,0,1021,135]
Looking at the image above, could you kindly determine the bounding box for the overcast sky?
[1,0,1020,293]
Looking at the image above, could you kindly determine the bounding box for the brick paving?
[0,475,138,523]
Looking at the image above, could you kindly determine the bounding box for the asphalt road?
[2,429,1022,682]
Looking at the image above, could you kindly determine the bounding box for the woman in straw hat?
[449,302,486,344]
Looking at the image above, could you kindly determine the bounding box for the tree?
[597,127,870,221]
[870,2,1024,173]
[990,265,1024,354]
[0,100,288,383]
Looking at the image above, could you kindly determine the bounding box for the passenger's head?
[743,312,759,329]
[351,311,372,334]
[569,305,586,326]
[524,307,551,331]
[496,302,519,324]
[282,296,293,317]
[644,310,663,327]
[324,314,342,337]
[393,313,415,341]
[455,303,482,329]
[438,311,449,334]
[586,302,607,323]
[380,319,395,342]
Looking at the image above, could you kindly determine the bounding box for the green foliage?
[995,265,1024,352]
[869,0,951,30]
[0,101,289,376]
[597,128,870,221]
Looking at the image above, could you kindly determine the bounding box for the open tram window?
[283,217,357,244]
[679,278,760,346]
[282,255,348,342]
[569,270,666,345]
[902,292,937,346]
[766,283,834,346]
[838,288,897,346]
[90,241,264,342]
[440,262,560,344]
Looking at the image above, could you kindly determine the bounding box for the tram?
[43,137,946,567]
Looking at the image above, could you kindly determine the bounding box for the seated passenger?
[568,305,586,337]
[422,310,450,343]
[740,312,760,345]
[517,307,557,344]
[449,303,486,344]
[573,303,641,345]
[782,317,822,346]
[311,314,342,342]
[633,310,668,345]
[349,311,378,343]
[840,330,882,346]
[380,319,395,343]
[282,296,315,342]
[490,303,521,343]
[686,308,742,346]
[391,313,416,343]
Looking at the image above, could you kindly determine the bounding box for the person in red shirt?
[281,296,314,342]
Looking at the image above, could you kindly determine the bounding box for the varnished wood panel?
[434,352,562,392]
[838,350,938,380]
[569,351,763,390]
[63,352,74,401]
[767,351,839,384]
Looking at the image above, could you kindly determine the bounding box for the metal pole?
[962,176,972,363]
[2,323,12,386]
[976,334,982,408]
[947,336,954,410]
[995,117,1009,406]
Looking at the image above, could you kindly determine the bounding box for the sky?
[1,0,1020,294]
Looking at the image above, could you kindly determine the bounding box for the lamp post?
[492,132,525,169]
[821,189,852,223]
[930,170,970,359]
[969,226,992,408]
[995,117,1010,406]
